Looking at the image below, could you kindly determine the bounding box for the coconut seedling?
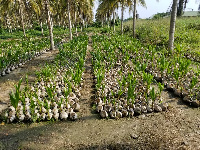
[159,54,169,79]
[178,58,191,87]
[157,82,164,103]
[46,85,56,103]
[189,76,198,98]
[149,45,156,62]
[117,79,124,99]
[8,78,23,122]
[149,87,157,109]
[143,72,154,96]
[127,74,137,105]
[95,67,105,91]
[173,68,180,89]
[9,78,23,110]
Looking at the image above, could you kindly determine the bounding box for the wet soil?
[0,36,200,150]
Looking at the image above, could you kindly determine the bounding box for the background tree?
[168,0,178,53]
[132,0,146,38]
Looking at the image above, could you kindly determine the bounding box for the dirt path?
[0,36,200,150]
[78,43,97,120]
[0,49,59,113]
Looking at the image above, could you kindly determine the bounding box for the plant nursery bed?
[0,34,200,150]
[0,49,59,114]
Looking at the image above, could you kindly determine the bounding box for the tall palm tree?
[168,0,178,53]
[67,0,72,40]
[0,0,40,37]
[119,0,132,35]
[177,0,184,16]
[132,0,146,38]
[97,0,119,31]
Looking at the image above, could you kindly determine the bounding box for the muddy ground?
[0,37,200,150]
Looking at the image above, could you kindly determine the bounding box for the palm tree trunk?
[168,0,178,54]
[102,16,104,27]
[19,0,26,37]
[40,20,44,36]
[67,0,72,40]
[107,12,110,28]
[121,2,124,35]
[74,11,78,36]
[177,0,184,16]
[113,11,115,32]
[46,0,54,50]
[82,15,85,30]
[133,0,136,38]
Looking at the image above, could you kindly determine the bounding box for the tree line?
[0,0,94,50]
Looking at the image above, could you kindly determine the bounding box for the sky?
[93,0,200,20]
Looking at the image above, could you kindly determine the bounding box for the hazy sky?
[93,0,199,20]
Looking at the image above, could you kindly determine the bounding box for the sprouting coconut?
[47,111,53,120]
[42,107,47,113]
[100,110,108,118]
[73,103,80,112]
[65,103,71,109]
[5,67,11,74]
[141,106,147,113]
[11,66,15,71]
[60,110,68,120]
[69,108,78,120]
[52,105,58,114]
[9,115,16,122]
[134,107,141,115]
[146,105,153,113]
[154,104,162,112]
[96,105,103,113]
[69,99,75,106]
[159,103,168,111]
[110,111,117,119]
[96,97,102,105]
[25,111,31,120]
[121,109,128,117]
[56,88,62,96]
[41,90,46,98]
[1,70,6,76]
[116,110,122,118]
[104,105,112,112]
[128,108,134,118]
[41,113,46,120]
[18,114,25,121]
[36,113,40,119]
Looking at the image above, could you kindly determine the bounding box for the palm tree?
[44,0,54,50]
[119,0,133,35]
[132,0,146,38]
[0,0,40,37]
[168,0,178,53]
[78,0,94,31]
[177,0,184,16]
[67,0,72,40]
[97,0,119,31]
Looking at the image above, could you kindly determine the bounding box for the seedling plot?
[0,36,62,77]
[1,35,88,123]
[91,35,167,119]
[126,38,200,108]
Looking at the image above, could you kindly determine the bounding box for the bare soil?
[0,38,200,150]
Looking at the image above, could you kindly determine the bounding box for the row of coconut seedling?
[124,42,200,107]
[184,51,200,63]
[0,36,62,77]
[112,35,200,108]
[1,35,88,123]
[91,34,168,119]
